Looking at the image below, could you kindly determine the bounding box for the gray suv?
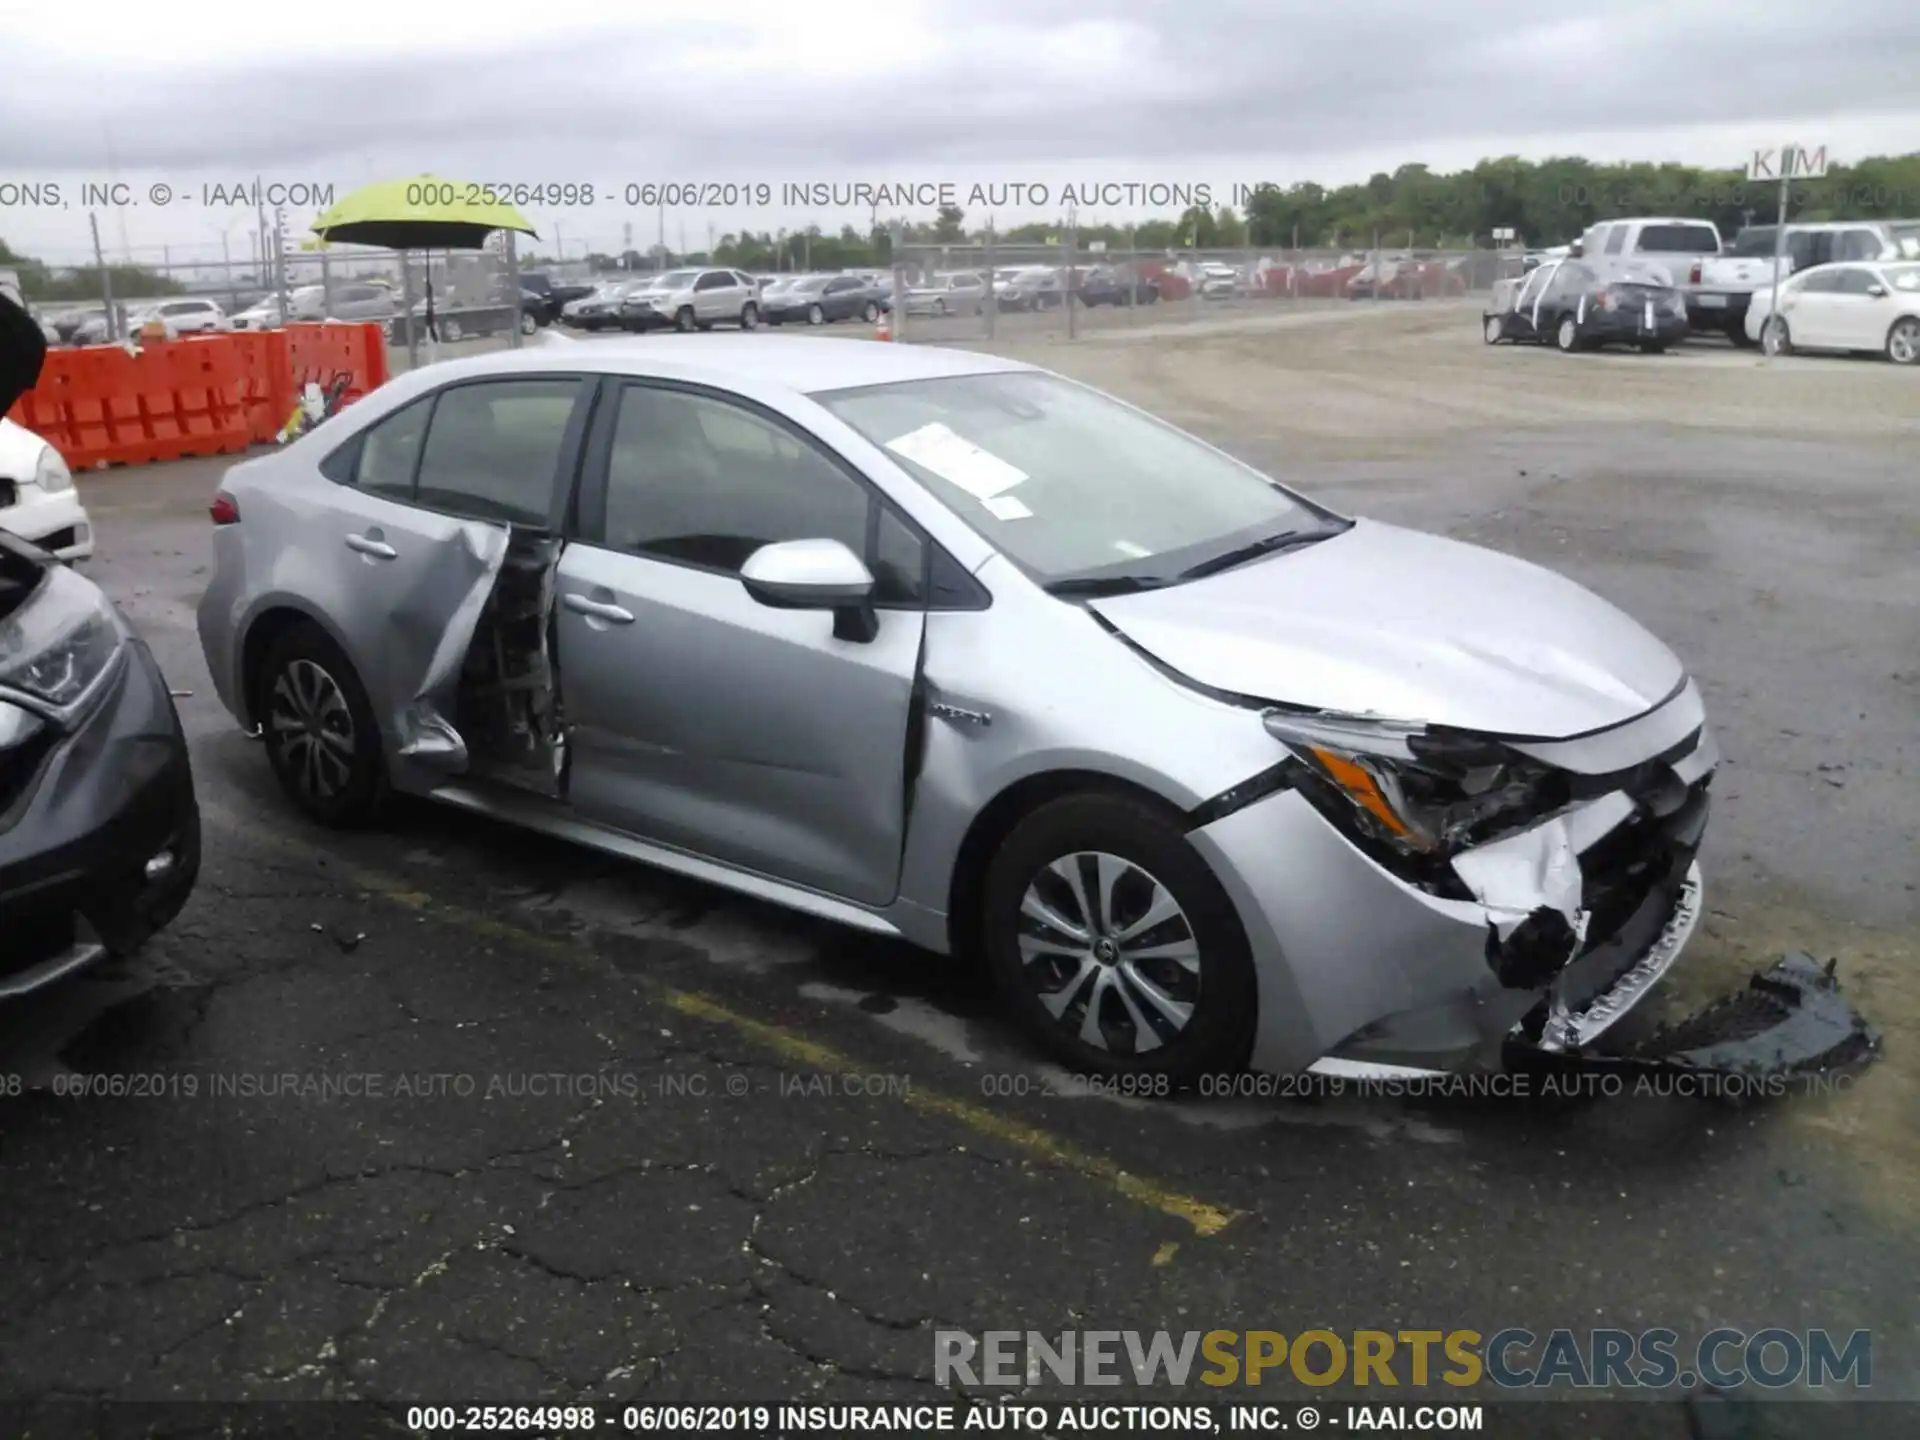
[624,268,761,333]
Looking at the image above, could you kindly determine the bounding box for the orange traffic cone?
[874,312,892,342]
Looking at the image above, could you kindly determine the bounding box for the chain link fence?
[884,233,1519,344]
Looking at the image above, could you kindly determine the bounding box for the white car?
[1749,260,1920,364]
[151,297,231,334]
[0,418,93,562]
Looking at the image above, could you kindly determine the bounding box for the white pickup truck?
[1685,220,1920,344]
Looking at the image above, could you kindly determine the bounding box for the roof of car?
[404,334,1033,396]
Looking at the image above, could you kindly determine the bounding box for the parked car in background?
[1076,267,1159,306]
[326,282,398,322]
[1689,220,1920,344]
[1196,262,1237,299]
[764,274,881,326]
[620,268,761,333]
[52,308,106,344]
[903,272,988,316]
[517,272,596,325]
[994,267,1065,311]
[71,310,118,345]
[564,279,645,330]
[1750,260,1920,364]
[148,297,231,334]
[0,416,93,562]
[1483,258,1688,353]
[192,335,1794,1087]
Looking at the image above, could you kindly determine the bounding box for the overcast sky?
[4,0,1918,265]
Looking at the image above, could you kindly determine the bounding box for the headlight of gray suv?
[0,564,125,721]
[1262,710,1566,866]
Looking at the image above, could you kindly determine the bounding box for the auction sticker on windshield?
[885,421,1027,500]
[983,495,1033,520]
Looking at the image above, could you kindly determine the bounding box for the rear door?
[554,378,930,905]
[1824,267,1889,349]
[823,276,863,319]
[304,376,592,768]
[1509,261,1557,338]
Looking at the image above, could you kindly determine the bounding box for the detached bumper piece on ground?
[0,531,200,999]
[1508,952,1881,1090]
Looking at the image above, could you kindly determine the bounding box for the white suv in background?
[152,297,231,334]
[0,418,93,562]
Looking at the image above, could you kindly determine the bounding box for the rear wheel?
[982,792,1257,1084]
[1885,317,1920,366]
[863,300,879,322]
[1483,315,1504,344]
[258,621,389,827]
[807,303,825,325]
[1555,315,1582,352]
[1762,316,1792,357]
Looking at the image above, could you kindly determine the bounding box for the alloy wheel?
[1887,318,1919,365]
[1763,317,1791,357]
[1557,316,1578,351]
[808,303,825,325]
[269,659,356,803]
[1016,852,1200,1056]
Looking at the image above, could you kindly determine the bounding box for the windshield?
[1727,227,1823,265]
[656,270,698,288]
[815,370,1337,586]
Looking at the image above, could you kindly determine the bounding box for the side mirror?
[1867,283,1888,298]
[740,538,879,642]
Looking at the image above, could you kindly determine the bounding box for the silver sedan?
[197,337,1718,1083]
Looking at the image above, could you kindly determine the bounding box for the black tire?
[982,792,1258,1084]
[739,301,759,330]
[1885,316,1920,366]
[675,306,696,333]
[1726,321,1757,348]
[934,298,948,316]
[1762,315,1792,357]
[1555,314,1582,352]
[807,303,825,326]
[862,301,879,322]
[258,621,389,827]
[1482,314,1504,344]
[518,311,537,336]
[441,318,463,343]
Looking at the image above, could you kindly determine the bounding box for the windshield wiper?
[1043,573,1173,598]
[1174,523,1345,581]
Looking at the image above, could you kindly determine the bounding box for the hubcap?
[1017,852,1200,1055]
[270,659,356,802]
[1891,322,1918,364]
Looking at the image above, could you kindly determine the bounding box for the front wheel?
[675,306,697,333]
[441,318,464,343]
[862,301,879,323]
[1885,316,1920,366]
[1762,316,1792,357]
[519,311,537,336]
[807,303,825,326]
[1483,315,1504,344]
[258,621,389,828]
[983,792,1257,1083]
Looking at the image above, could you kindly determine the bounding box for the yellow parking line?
[202,805,1239,1238]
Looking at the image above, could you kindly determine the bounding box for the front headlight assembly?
[1262,709,1568,875]
[34,445,75,494]
[0,564,125,721]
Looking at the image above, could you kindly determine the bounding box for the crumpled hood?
[1090,519,1685,739]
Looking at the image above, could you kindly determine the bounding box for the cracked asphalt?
[2,308,1915,1435]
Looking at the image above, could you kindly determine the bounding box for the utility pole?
[90,212,117,341]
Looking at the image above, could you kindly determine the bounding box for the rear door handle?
[345,533,397,559]
[562,592,635,624]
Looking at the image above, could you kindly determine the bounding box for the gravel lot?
[4,303,1915,1429]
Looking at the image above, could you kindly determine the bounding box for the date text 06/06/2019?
[402,1402,1485,1433]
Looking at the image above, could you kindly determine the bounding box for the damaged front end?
[1264,687,1879,1089]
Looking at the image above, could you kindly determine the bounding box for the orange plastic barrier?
[4,321,390,468]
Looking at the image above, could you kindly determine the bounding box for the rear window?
[1634,225,1719,254]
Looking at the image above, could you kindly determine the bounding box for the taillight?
[1689,261,1702,284]
[210,492,240,525]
